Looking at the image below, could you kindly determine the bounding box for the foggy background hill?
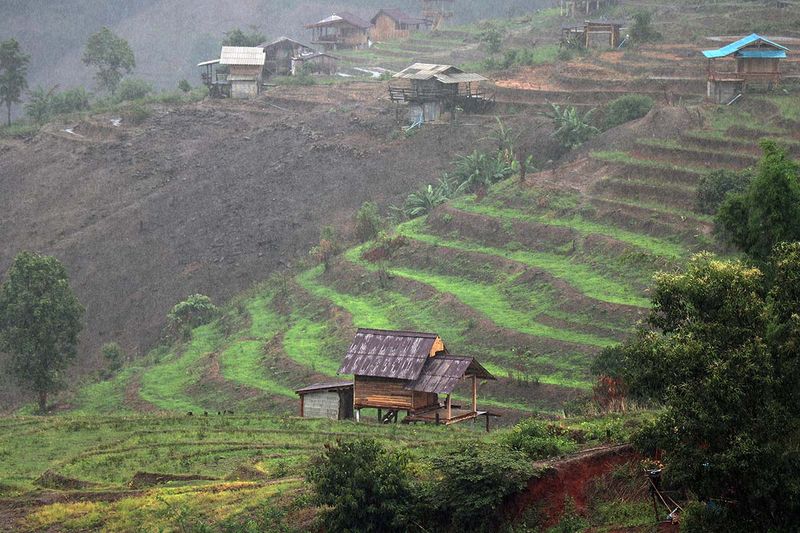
[0,0,546,101]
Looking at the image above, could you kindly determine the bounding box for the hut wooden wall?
[354,375,438,410]
[372,14,410,41]
[737,57,780,74]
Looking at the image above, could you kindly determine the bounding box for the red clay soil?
[507,444,638,529]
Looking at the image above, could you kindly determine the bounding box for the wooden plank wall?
[354,376,438,410]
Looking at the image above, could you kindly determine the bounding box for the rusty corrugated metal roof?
[407,355,495,394]
[338,328,443,380]
[295,381,353,394]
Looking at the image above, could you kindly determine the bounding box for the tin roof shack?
[561,20,624,48]
[296,381,354,420]
[259,37,314,77]
[291,51,339,76]
[389,63,493,123]
[338,328,495,426]
[220,46,266,99]
[306,12,372,51]
[703,34,790,103]
[198,58,229,98]
[371,9,430,41]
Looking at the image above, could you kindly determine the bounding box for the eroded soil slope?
[0,83,551,392]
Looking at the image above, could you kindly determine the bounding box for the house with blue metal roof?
[702,34,790,103]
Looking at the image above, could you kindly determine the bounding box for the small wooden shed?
[296,381,354,420]
[389,63,492,123]
[259,37,314,77]
[338,328,495,426]
[703,34,790,103]
[370,9,430,41]
[561,20,623,48]
[219,46,266,99]
[306,12,372,51]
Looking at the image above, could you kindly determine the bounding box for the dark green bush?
[422,443,534,532]
[603,94,653,130]
[307,438,414,533]
[178,79,191,93]
[101,342,124,371]
[168,294,217,335]
[696,168,752,215]
[501,418,577,459]
[355,201,382,242]
[115,78,153,102]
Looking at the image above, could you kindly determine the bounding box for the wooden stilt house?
[259,37,314,77]
[306,12,372,51]
[371,9,430,41]
[338,328,495,426]
[702,34,790,103]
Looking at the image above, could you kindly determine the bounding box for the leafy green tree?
[307,438,414,533]
[101,342,124,371]
[716,141,800,261]
[603,249,800,529]
[168,294,217,337]
[0,38,30,126]
[543,103,599,151]
[50,87,90,115]
[479,25,503,55]
[222,27,266,47]
[82,28,136,95]
[0,252,84,413]
[355,201,382,242]
[695,168,752,215]
[629,10,661,44]
[24,86,56,123]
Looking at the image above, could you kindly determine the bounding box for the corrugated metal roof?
[197,58,221,67]
[307,12,372,29]
[338,328,443,380]
[393,63,464,80]
[220,46,266,66]
[296,381,353,394]
[703,33,789,59]
[435,72,487,84]
[259,36,313,52]
[371,9,430,26]
[407,355,495,394]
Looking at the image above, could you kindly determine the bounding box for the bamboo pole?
[471,375,477,413]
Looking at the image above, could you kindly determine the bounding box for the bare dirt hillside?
[0,82,555,406]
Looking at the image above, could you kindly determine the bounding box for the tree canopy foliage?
[0,38,30,126]
[222,27,266,47]
[716,141,800,262]
[0,252,83,413]
[597,248,800,529]
[82,27,136,95]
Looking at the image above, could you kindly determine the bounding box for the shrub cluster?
[168,294,218,337]
[602,94,653,130]
[695,168,752,215]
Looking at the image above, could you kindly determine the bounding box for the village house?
[561,20,624,49]
[703,33,790,103]
[306,12,372,51]
[295,381,354,420]
[370,9,431,41]
[389,62,492,123]
[220,46,266,99]
[337,328,496,428]
[291,51,339,76]
[259,36,314,77]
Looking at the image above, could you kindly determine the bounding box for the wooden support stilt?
[471,374,477,413]
[377,408,382,422]
[446,394,452,421]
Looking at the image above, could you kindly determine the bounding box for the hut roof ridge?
[703,33,789,59]
[371,8,429,25]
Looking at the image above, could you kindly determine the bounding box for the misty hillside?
[0,0,546,101]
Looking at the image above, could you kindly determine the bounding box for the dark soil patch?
[34,470,97,490]
[128,471,218,489]
[225,463,271,482]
